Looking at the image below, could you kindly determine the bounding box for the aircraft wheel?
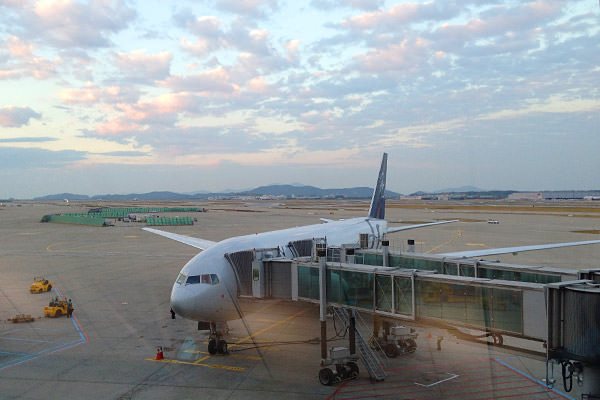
[384,343,398,358]
[492,333,503,346]
[319,368,334,386]
[336,364,348,381]
[348,362,359,379]
[217,340,228,354]
[208,339,217,355]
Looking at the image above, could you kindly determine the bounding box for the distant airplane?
[143,154,600,355]
[143,153,458,354]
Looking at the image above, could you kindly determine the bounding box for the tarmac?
[0,200,599,399]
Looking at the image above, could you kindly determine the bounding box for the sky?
[0,0,599,199]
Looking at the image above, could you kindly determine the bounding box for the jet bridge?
[256,246,582,343]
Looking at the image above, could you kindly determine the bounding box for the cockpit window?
[183,274,220,285]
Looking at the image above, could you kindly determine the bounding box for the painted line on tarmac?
[229,305,314,349]
[149,307,312,371]
[0,287,87,371]
[145,357,245,371]
[185,349,263,361]
[493,357,575,400]
[425,230,462,254]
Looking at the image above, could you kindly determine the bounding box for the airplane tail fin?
[368,153,387,219]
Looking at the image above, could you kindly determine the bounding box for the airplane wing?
[388,220,459,233]
[142,227,217,250]
[439,239,600,259]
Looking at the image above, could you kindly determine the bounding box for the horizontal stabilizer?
[388,220,459,233]
[440,239,600,259]
[143,227,216,250]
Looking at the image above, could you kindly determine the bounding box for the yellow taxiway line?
[145,357,245,371]
[146,305,313,371]
[425,230,462,254]
[228,306,313,350]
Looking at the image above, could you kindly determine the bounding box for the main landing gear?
[208,322,228,355]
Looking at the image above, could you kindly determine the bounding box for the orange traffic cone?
[155,346,164,360]
[427,333,433,339]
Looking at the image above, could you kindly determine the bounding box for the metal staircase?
[332,307,387,381]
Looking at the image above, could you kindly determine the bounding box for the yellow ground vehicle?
[30,277,52,293]
[44,299,68,317]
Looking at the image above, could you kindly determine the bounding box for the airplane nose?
[170,285,191,318]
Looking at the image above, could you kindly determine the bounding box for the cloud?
[161,68,240,96]
[0,36,57,80]
[2,0,136,48]
[0,106,41,127]
[355,38,429,73]
[312,0,383,11]
[113,50,173,82]
[0,147,85,169]
[341,2,461,30]
[94,150,148,157]
[57,84,141,105]
[0,137,57,143]
[214,0,278,18]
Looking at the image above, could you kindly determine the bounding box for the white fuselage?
[170,217,388,322]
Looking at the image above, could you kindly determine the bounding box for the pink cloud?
[118,93,196,121]
[30,0,136,48]
[161,68,240,97]
[95,117,140,135]
[247,76,272,94]
[355,38,429,72]
[114,50,172,81]
[342,2,459,30]
[0,36,56,80]
[436,1,563,43]
[5,35,34,57]
[58,85,101,104]
[284,39,300,62]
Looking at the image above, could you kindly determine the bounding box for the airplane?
[143,153,600,355]
[142,153,459,354]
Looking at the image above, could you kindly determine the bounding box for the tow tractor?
[30,277,52,293]
[319,346,360,386]
[44,298,68,317]
[370,325,418,358]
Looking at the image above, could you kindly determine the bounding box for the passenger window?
[210,274,219,285]
[186,275,200,284]
[201,274,211,284]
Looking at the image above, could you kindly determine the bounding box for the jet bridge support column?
[318,246,327,359]
[382,240,389,267]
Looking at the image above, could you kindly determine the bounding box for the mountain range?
[33,185,401,201]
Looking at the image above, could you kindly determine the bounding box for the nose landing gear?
[208,338,228,355]
[208,322,229,355]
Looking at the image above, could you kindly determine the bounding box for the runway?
[1,200,598,399]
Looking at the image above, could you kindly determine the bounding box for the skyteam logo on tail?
[368,153,387,220]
